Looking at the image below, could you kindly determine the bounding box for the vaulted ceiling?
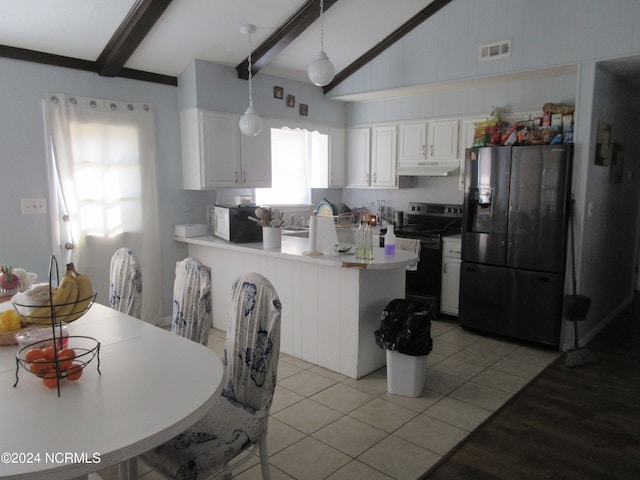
[0,0,451,92]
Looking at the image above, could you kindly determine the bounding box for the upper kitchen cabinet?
[429,119,459,160]
[347,125,397,188]
[397,118,460,176]
[180,108,271,189]
[347,127,370,188]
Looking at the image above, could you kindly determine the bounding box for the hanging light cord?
[247,30,254,108]
[319,0,325,52]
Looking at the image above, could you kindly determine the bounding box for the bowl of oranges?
[15,335,100,389]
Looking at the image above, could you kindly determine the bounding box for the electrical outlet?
[21,198,47,215]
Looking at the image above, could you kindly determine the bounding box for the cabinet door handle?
[421,145,426,158]
[443,264,447,274]
[430,145,434,156]
[365,173,370,183]
[373,173,377,183]
[234,171,239,183]
[242,170,246,183]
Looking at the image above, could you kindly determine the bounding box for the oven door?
[405,237,442,311]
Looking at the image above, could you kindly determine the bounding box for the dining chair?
[108,248,143,319]
[172,257,212,346]
[141,272,282,480]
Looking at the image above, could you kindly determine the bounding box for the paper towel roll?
[308,215,318,253]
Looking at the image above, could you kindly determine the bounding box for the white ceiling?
[0,0,435,85]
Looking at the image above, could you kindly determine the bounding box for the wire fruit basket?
[14,335,101,388]
[11,255,100,396]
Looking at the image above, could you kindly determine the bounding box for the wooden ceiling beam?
[236,0,339,80]
[96,0,173,77]
[323,0,453,92]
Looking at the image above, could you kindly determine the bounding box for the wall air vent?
[478,39,511,62]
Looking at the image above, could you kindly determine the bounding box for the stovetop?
[395,202,463,239]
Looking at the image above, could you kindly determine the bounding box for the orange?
[58,348,76,359]
[57,355,73,371]
[66,364,83,381]
[24,348,44,362]
[29,358,51,376]
[42,347,56,361]
[42,370,59,388]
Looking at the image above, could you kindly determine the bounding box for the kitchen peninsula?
[175,234,418,378]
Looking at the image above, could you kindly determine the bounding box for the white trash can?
[386,350,427,397]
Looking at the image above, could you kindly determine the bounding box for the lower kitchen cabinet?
[441,235,461,316]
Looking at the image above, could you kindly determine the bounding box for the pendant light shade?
[308,0,334,87]
[239,106,263,136]
[308,50,335,87]
[239,24,262,136]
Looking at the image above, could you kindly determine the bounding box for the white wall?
[575,65,640,345]
[0,57,201,317]
[330,0,640,99]
[179,59,347,127]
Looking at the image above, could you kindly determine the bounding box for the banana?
[53,267,79,320]
[27,265,79,326]
[66,264,94,322]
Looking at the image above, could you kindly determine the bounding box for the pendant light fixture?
[239,24,263,136]
[307,0,335,87]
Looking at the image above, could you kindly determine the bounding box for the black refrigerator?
[459,144,572,345]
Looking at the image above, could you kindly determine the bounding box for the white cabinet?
[429,119,460,160]
[347,127,371,187]
[180,108,271,189]
[441,236,462,316]
[347,126,397,188]
[328,128,346,187]
[397,118,460,176]
[371,125,397,187]
[398,121,427,164]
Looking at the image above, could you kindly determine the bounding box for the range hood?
[397,159,461,177]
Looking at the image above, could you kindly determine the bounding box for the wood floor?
[422,297,640,480]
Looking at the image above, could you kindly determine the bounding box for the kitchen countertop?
[174,234,418,270]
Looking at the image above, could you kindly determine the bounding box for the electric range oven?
[394,202,463,317]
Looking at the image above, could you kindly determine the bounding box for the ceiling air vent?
[478,39,511,62]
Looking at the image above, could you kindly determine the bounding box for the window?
[67,121,142,237]
[255,127,328,205]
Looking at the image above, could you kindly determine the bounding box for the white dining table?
[0,302,223,480]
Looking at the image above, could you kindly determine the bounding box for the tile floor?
[94,317,560,480]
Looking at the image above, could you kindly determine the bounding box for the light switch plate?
[21,198,47,214]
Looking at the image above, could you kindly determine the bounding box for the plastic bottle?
[355,221,365,259]
[384,224,396,255]
[363,221,374,260]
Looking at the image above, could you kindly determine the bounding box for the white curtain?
[44,94,162,325]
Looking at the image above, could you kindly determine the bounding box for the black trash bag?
[374,298,433,356]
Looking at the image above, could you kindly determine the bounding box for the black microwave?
[212,205,263,243]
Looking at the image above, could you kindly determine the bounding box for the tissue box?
[175,224,208,237]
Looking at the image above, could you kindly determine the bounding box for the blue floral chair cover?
[172,257,212,346]
[141,272,282,480]
[108,248,142,319]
